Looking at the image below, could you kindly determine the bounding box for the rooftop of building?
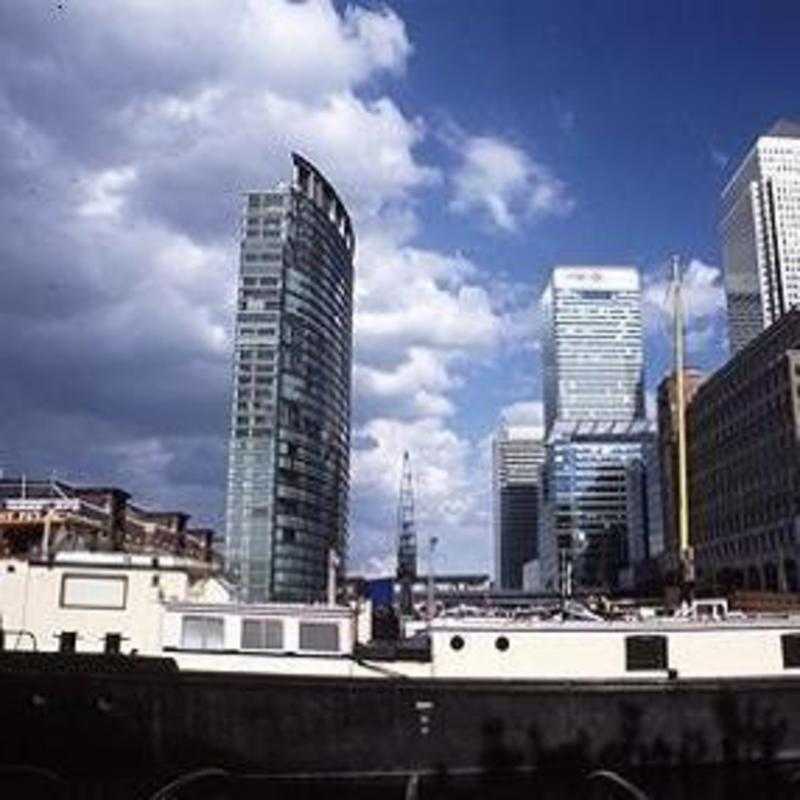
[764,118,800,139]
[0,475,216,560]
[547,265,640,293]
[241,152,355,256]
[657,367,706,390]
[292,151,355,255]
[496,424,545,442]
[721,118,800,196]
[692,308,800,401]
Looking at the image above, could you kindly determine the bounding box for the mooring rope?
[587,769,651,800]
[148,767,229,800]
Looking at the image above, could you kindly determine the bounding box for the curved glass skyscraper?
[224,154,354,602]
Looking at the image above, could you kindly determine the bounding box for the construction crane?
[397,451,417,615]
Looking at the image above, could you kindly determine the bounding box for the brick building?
[687,311,800,591]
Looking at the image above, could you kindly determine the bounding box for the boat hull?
[1,655,799,789]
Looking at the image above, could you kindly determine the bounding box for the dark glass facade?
[493,430,545,591]
[497,484,541,590]
[225,154,354,602]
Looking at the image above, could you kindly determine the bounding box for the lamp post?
[426,535,438,625]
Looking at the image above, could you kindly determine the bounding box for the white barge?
[1,551,800,788]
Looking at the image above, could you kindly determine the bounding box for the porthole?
[450,635,465,651]
[495,636,510,652]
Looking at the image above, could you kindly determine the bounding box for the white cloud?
[349,416,492,573]
[78,166,138,218]
[66,0,411,104]
[240,0,412,97]
[499,400,544,430]
[448,134,574,231]
[261,91,438,217]
[643,258,729,365]
[0,0,538,575]
[353,348,457,419]
[643,258,726,331]
[352,226,507,430]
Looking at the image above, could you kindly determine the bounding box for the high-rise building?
[542,266,644,434]
[224,154,355,602]
[622,436,664,592]
[540,266,648,592]
[721,119,800,353]
[492,426,545,590]
[539,420,654,592]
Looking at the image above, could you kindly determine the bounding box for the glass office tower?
[542,266,644,434]
[540,420,653,591]
[721,120,800,353]
[540,266,648,591]
[224,154,354,602]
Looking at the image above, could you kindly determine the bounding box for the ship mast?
[672,255,693,597]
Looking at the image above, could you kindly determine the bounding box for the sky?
[0,0,798,577]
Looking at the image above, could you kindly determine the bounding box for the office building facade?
[540,266,648,591]
[540,420,653,591]
[225,154,355,602]
[687,310,800,592]
[721,119,800,353]
[542,266,645,434]
[492,426,546,590]
[622,437,664,592]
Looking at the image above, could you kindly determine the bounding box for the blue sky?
[0,0,797,576]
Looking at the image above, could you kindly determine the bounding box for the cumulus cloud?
[0,0,429,526]
[448,134,574,231]
[499,400,544,430]
[0,0,527,573]
[349,416,491,574]
[353,348,458,420]
[355,244,500,358]
[642,258,728,365]
[644,259,725,322]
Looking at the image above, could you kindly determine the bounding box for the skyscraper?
[539,266,648,592]
[224,154,354,602]
[542,267,645,434]
[721,119,800,353]
[492,426,545,590]
[539,421,654,591]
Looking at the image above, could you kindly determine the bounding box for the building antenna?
[671,255,694,598]
[397,451,417,616]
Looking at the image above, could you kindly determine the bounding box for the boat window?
[241,618,284,650]
[59,631,77,653]
[181,616,225,650]
[299,622,340,652]
[60,574,127,610]
[450,635,465,651]
[781,634,800,667]
[495,636,510,652]
[625,635,668,670]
